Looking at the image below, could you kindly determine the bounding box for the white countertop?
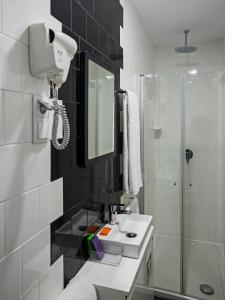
[76,224,154,296]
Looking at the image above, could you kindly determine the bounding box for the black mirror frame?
[77,51,117,167]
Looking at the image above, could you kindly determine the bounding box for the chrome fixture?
[175,30,197,53]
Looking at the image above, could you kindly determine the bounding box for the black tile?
[75,69,81,103]
[112,19,120,43]
[80,0,94,15]
[116,45,123,68]
[91,48,104,62]
[103,6,112,35]
[70,68,77,101]
[58,69,71,101]
[80,39,92,53]
[62,26,80,68]
[94,0,104,25]
[92,161,106,192]
[71,137,78,169]
[109,37,116,61]
[81,168,93,201]
[87,15,99,49]
[103,55,114,69]
[58,68,77,103]
[72,1,87,39]
[98,27,108,55]
[63,171,81,212]
[51,143,73,180]
[117,2,123,27]
[64,101,76,137]
[51,0,71,28]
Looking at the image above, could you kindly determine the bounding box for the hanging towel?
[123,91,143,196]
[56,276,97,300]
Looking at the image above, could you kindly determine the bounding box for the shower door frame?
[138,73,197,300]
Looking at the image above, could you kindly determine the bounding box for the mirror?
[88,60,115,160]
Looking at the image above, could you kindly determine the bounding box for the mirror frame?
[78,51,116,167]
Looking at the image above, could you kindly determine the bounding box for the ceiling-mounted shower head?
[175,29,197,54]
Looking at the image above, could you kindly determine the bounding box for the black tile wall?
[94,0,104,25]
[87,15,99,48]
[72,1,87,39]
[51,0,71,28]
[51,0,123,282]
[80,0,94,15]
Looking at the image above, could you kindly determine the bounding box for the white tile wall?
[0,0,2,32]
[0,248,21,300]
[2,0,39,44]
[22,142,50,191]
[40,256,64,300]
[0,203,5,259]
[0,34,49,95]
[0,144,22,202]
[0,91,4,145]
[5,189,39,254]
[0,1,64,299]
[39,178,63,230]
[22,227,50,295]
[4,91,32,144]
[1,0,60,45]
[0,33,25,92]
[21,283,39,300]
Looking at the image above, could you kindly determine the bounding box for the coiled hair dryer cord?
[51,82,70,150]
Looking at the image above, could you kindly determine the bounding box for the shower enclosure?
[139,40,225,300]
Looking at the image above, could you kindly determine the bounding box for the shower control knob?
[186,149,193,163]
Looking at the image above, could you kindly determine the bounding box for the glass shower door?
[141,73,183,294]
[183,68,225,300]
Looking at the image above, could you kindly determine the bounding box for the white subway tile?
[2,0,60,45]
[4,91,32,144]
[0,34,49,95]
[0,203,5,258]
[22,142,50,191]
[20,44,49,96]
[22,227,50,295]
[0,0,2,32]
[0,248,21,300]
[40,256,64,300]
[0,144,21,202]
[21,283,39,300]
[0,91,4,145]
[0,34,22,91]
[5,189,39,254]
[2,0,38,44]
[39,178,63,229]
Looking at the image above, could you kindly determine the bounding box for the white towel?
[56,276,97,300]
[123,91,143,196]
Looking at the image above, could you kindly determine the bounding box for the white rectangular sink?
[97,213,152,258]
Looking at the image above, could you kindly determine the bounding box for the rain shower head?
[175,30,197,54]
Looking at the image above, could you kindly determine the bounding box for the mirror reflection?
[88,60,115,160]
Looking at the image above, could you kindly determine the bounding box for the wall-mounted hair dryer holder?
[29,23,77,150]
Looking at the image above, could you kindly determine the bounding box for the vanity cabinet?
[76,225,154,300]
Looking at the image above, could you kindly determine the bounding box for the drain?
[126,232,137,238]
[200,284,214,295]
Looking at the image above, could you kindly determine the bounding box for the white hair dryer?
[29,23,77,150]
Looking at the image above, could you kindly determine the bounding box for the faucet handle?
[108,204,125,224]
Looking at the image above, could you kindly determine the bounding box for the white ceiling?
[131,0,225,47]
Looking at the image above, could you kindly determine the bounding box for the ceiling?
[131,0,225,47]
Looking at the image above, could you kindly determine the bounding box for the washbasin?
[97,213,152,258]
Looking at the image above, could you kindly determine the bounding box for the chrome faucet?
[108,203,131,225]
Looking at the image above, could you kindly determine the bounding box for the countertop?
[76,224,154,296]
